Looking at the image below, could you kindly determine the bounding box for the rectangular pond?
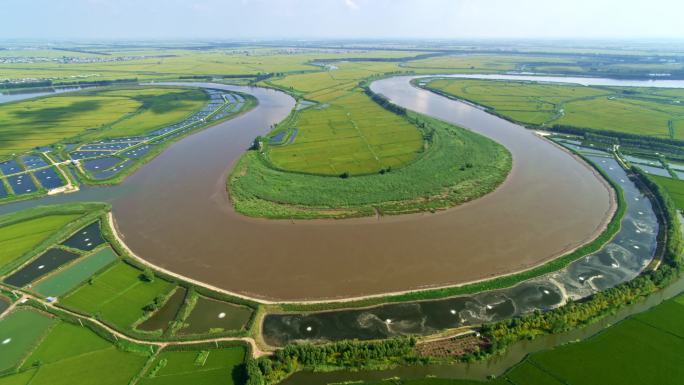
[90,159,134,180]
[623,155,661,166]
[0,181,7,198]
[178,296,253,335]
[0,160,22,176]
[60,221,105,251]
[70,151,115,160]
[82,157,123,173]
[20,155,48,170]
[637,164,671,177]
[137,286,187,333]
[33,168,64,190]
[33,247,118,297]
[3,248,80,288]
[7,174,37,195]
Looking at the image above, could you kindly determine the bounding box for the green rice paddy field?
[0,86,207,157]
[0,214,81,272]
[138,347,246,385]
[0,313,249,385]
[652,175,684,209]
[0,310,56,372]
[268,62,424,175]
[425,78,684,139]
[60,261,173,329]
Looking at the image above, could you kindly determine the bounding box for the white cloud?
[344,0,360,10]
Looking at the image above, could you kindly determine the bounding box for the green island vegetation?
[228,62,511,219]
[230,111,511,219]
[423,78,684,139]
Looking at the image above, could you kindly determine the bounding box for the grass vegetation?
[0,319,150,385]
[60,261,173,329]
[0,309,56,373]
[139,346,246,385]
[0,214,81,270]
[0,86,207,157]
[0,203,107,276]
[424,78,684,139]
[230,111,511,219]
[651,175,684,209]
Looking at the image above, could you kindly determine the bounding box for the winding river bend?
[1,76,680,301]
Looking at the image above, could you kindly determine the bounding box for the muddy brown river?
[0,77,617,301]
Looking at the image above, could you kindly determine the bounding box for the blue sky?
[2,0,683,40]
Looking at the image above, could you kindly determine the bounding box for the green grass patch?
[425,78,684,139]
[139,346,246,385]
[33,247,118,298]
[0,214,81,271]
[0,309,56,372]
[652,175,684,209]
[20,322,112,368]
[60,261,173,330]
[0,86,207,157]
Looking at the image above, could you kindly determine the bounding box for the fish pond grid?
[66,89,246,181]
[3,248,81,288]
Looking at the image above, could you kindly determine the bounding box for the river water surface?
[0,76,680,300]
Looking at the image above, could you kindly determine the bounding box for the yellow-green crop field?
[0,86,207,156]
[0,214,81,269]
[426,78,684,138]
[267,61,423,175]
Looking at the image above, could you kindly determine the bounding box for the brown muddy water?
[0,79,614,301]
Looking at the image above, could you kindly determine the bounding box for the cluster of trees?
[1,78,138,90]
[246,337,417,385]
[363,87,407,116]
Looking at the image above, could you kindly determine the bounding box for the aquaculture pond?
[3,248,80,288]
[636,164,671,177]
[178,296,253,335]
[0,296,9,314]
[7,175,37,195]
[60,221,104,251]
[20,155,48,169]
[137,286,187,333]
[33,247,118,297]
[0,182,7,198]
[262,152,659,346]
[33,168,64,190]
[82,157,123,173]
[0,160,21,175]
[280,273,684,385]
